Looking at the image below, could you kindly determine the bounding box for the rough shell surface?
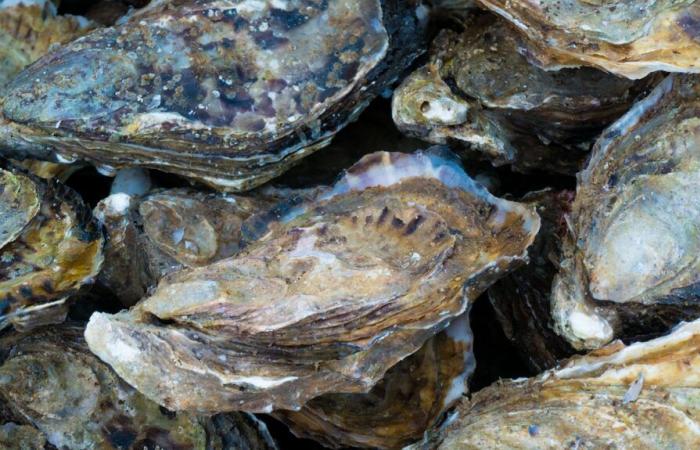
[0,0,95,88]
[552,75,700,350]
[476,0,700,79]
[274,312,475,449]
[0,324,278,450]
[392,13,658,174]
[0,164,104,332]
[438,317,700,449]
[94,186,301,306]
[0,0,425,191]
[84,148,539,414]
[488,190,577,372]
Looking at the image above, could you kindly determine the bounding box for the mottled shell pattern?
[0,0,426,191]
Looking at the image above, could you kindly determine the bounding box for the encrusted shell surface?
[0,164,104,332]
[0,0,95,88]
[274,312,474,449]
[94,186,312,306]
[437,317,700,449]
[552,75,700,350]
[476,0,700,80]
[392,13,658,174]
[0,0,426,191]
[84,148,539,414]
[488,190,577,372]
[0,325,278,449]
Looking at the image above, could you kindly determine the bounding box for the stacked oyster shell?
[2,0,700,448]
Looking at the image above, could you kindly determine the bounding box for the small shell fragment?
[85,148,540,413]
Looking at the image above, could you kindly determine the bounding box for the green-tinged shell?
[488,190,577,372]
[0,0,95,88]
[95,186,317,306]
[392,13,659,174]
[0,0,426,191]
[274,312,474,449]
[84,148,539,414]
[552,75,700,350]
[437,317,700,449]
[476,0,700,79]
[0,324,278,450]
[0,164,104,332]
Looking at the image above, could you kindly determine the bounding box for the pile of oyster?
[2,0,700,448]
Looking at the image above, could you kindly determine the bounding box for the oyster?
[437,317,700,449]
[488,190,577,372]
[0,0,95,88]
[475,0,700,79]
[392,13,659,174]
[0,325,278,449]
[274,312,474,449]
[94,186,311,306]
[552,75,700,350]
[84,148,539,413]
[0,0,426,191]
[0,164,103,331]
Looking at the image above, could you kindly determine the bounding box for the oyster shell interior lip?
[0,168,39,249]
[438,317,700,449]
[84,148,539,414]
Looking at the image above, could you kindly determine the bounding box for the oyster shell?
[0,0,95,88]
[392,13,659,174]
[0,164,103,331]
[0,325,278,449]
[94,186,311,306]
[274,312,474,449]
[488,190,577,372]
[552,75,700,350]
[475,0,700,79]
[0,0,426,191]
[437,317,700,449]
[84,148,540,413]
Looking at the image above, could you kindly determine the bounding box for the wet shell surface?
[0,324,278,449]
[84,148,540,414]
[475,0,700,79]
[392,13,658,174]
[552,75,700,350]
[0,0,95,88]
[0,0,426,191]
[0,164,104,332]
[437,317,700,449]
[488,190,577,372]
[274,312,475,449]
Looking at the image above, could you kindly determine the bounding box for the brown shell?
[0,164,103,332]
[392,12,660,174]
[0,324,278,450]
[488,190,577,372]
[274,313,474,449]
[551,75,700,350]
[84,149,539,413]
[475,0,700,79]
[437,318,700,449]
[0,0,425,191]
